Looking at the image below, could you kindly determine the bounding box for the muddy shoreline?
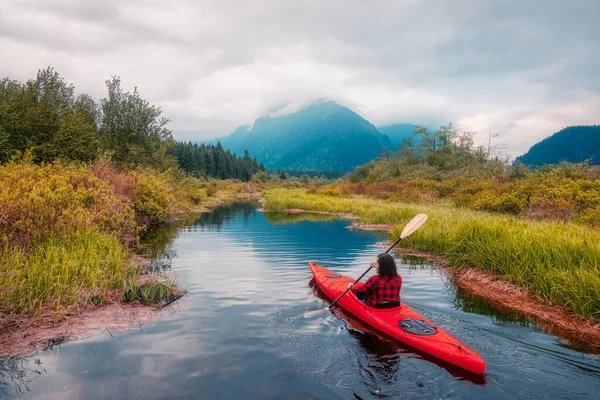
[0,256,185,357]
[383,245,600,353]
[0,300,184,357]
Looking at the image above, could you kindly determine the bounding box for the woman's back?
[351,253,402,306]
[358,274,402,307]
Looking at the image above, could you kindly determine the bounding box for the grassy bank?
[0,158,259,325]
[265,189,600,320]
[1,230,133,315]
[347,156,600,227]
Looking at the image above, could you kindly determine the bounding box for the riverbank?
[0,297,187,357]
[264,188,600,349]
[386,246,600,353]
[0,159,263,356]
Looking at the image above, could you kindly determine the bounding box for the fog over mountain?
[219,101,393,171]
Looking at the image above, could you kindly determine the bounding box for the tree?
[99,76,172,168]
[413,125,439,161]
[398,137,419,164]
[36,111,100,162]
[74,93,100,128]
[0,125,11,162]
[168,141,263,181]
[455,130,475,158]
[483,130,507,161]
[300,174,311,185]
[0,68,101,163]
[438,123,458,148]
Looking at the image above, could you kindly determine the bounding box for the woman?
[347,253,402,307]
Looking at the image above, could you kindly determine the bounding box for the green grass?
[0,229,184,317]
[265,188,600,320]
[0,230,135,315]
[122,277,182,306]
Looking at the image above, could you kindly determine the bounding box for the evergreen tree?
[168,141,263,181]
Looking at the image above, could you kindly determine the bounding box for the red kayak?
[309,262,486,375]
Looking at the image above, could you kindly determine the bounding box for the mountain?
[516,125,600,166]
[378,124,417,147]
[221,125,251,150]
[221,100,393,171]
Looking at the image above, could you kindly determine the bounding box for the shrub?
[128,170,174,224]
[0,158,137,247]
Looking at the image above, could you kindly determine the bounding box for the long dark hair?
[377,253,398,278]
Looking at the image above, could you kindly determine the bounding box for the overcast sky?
[1,0,598,157]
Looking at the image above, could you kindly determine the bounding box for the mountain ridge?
[218,100,394,171]
[516,125,600,166]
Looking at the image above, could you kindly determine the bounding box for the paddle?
[303,213,428,318]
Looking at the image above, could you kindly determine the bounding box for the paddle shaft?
[327,235,403,310]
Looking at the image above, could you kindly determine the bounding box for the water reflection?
[1,203,600,399]
[453,290,534,326]
[140,214,199,273]
[264,211,337,224]
[194,202,258,229]
[0,356,45,397]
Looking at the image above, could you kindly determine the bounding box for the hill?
[221,100,393,171]
[516,125,600,166]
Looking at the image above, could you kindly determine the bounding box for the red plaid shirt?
[353,275,402,307]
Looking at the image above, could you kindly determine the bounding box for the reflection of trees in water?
[396,255,436,269]
[452,289,532,326]
[0,355,46,396]
[145,247,176,274]
[139,202,259,273]
[264,212,336,224]
[395,255,529,326]
[194,202,258,229]
[140,217,189,273]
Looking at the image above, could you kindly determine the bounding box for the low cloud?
[1,0,598,157]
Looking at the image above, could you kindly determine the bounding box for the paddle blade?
[303,307,329,318]
[400,213,428,239]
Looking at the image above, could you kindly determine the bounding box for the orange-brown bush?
[0,157,205,317]
[0,158,138,248]
[332,166,600,227]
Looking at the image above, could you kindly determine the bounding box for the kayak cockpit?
[371,300,401,309]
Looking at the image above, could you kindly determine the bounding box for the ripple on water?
[266,305,309,333]
[2,203,600,400]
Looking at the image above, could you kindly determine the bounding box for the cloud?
[1,0,598,156]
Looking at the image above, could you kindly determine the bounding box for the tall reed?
[0,230,134,315]
[265,189,600,319]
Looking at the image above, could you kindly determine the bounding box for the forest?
[0,67,261,180]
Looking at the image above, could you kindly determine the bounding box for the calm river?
[1,202,599,399]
